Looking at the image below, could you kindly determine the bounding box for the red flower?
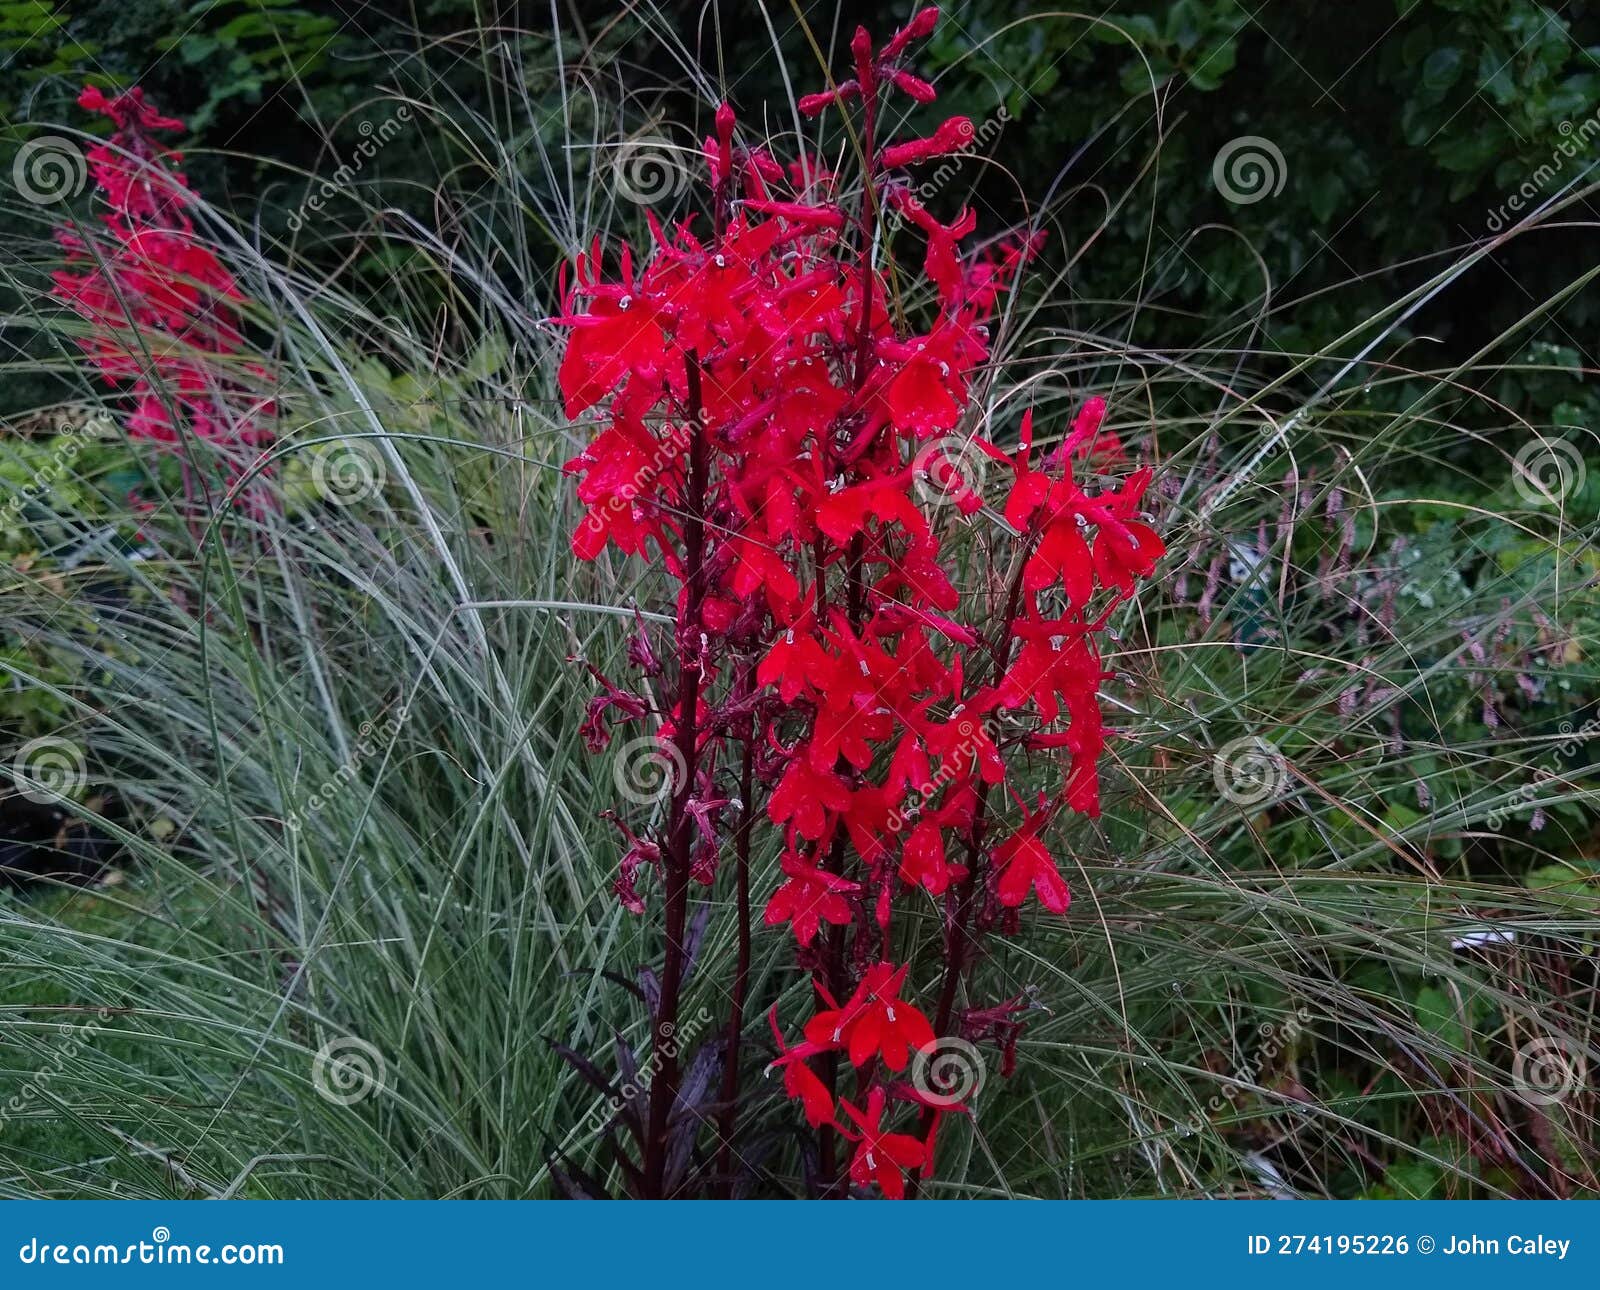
[994,811,1071,913]
[898,819,968,895]
[768,755,852,841]
[882,324,979,438]
[558,303,666,419]
[806,961,935,1070]
[763,851,858,945]
[881,116,976,169]
[837,1087,927,1198]
[767,1008,835,1128]
[756,625,829,703]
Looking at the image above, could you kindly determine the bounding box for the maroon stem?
[910,540,1037,1192]
[642,352,712,1199]
[715,665,756,1197]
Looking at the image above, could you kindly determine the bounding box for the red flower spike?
[554,12,1162,1196]
[53,86,272,507]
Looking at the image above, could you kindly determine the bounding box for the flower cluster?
[52,86,272,500]
[559,9,1162,1197]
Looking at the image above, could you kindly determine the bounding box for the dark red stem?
[910,535,1037,1191]
[715,665,756,1197]
[642,352,711,1199]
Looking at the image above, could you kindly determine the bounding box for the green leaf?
[1412,986,1467,1053]
[1422,46,1464,93]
